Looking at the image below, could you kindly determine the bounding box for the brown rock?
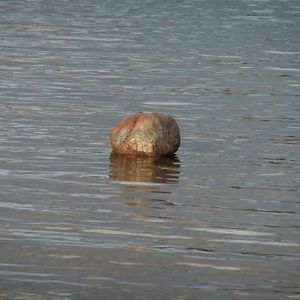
[110,112,180,157]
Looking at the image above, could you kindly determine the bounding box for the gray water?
[0,0,300,299]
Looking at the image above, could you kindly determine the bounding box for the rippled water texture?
[0,0,299,299]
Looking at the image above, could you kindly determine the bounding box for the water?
[0,0,299,299]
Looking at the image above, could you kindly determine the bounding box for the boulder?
[110,112,180,157]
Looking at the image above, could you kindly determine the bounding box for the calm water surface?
[0,0,299,299]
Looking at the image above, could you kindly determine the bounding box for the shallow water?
[0,0,299,299]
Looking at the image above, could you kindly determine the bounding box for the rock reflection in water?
[109,153,180,183]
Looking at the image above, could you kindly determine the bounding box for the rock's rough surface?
[110,112,180,157]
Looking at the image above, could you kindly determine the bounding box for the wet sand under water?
[0,0,300,299]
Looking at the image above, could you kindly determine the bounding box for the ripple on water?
[0,0,299,299]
